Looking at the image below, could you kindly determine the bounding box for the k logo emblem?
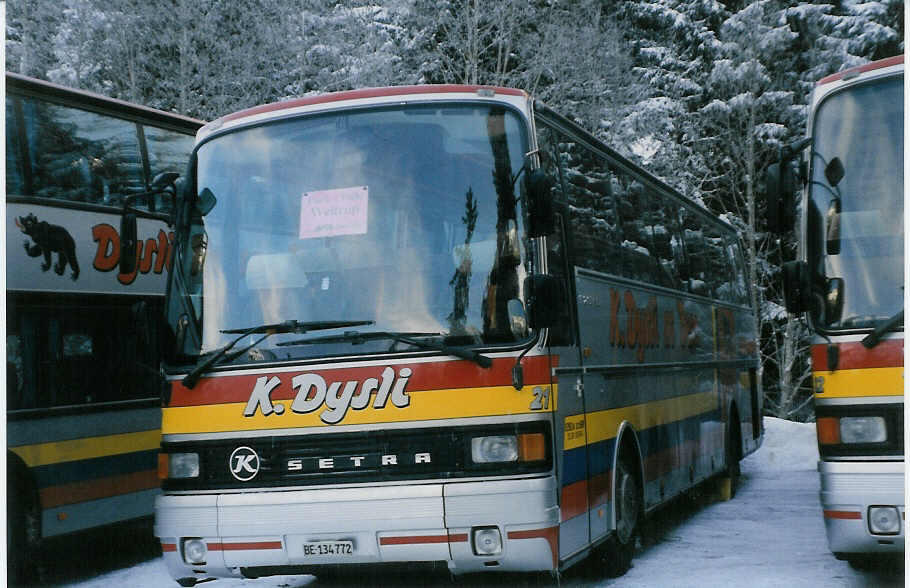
[229,446,260,481]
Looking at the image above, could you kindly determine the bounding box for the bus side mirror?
[766,138,811,234]
[120,211,138,276]
[526,170,555,237]
[524,274,563,330]
[196,187,217,217]
[781,260,810,314]
[766,161,796,234]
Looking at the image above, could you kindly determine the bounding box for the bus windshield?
[807,76,904,331]
[171,103,532,362]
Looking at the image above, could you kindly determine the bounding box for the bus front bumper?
[156,476,559,583]
[819,460,905,555]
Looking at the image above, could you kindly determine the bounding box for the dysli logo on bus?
[243,367,413,424]
[229,446,261,481]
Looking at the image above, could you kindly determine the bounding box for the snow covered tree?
[6,1,61,78]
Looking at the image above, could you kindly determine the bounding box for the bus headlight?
[165,452,200,479]
[840,416,886,444]
[471,436,518,463]
[817,416,886,444]
[182,538,207,564]
[868,506,901,535]
[470,433,546,463]
[472,527,503,556]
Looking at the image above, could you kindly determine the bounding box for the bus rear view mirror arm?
[119,172,182,275]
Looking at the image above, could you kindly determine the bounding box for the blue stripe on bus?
[561,408,723,488]
[31,449,159,489]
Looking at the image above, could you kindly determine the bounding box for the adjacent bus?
[768,56,904,564]
[5,72,203,578]
[154,85,762,586]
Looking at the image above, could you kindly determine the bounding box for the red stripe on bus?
[208,541,283,551]
[823,510,862,520]
[560,480,588,521]
[811,340,903,371]
[587,470,612,509]
[507,526,559,568]
[818,55,904,86]
[221,85,527,124]
[161,543,177,552]
[379,534,453,546]
[39,469,159,509]
[168,355,554,407]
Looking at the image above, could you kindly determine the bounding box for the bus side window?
[534,122,576,344]
[703,222,733,301]
[19,96,146,207]
[656,201,686,289]
[726,236,750,305]
[7,311,40,411]
[59,328,96,405]
[614,171,668,285]
[6,98,27,195]
[548,131,621,275]
[6,333,26,410]
[680,208,709,296]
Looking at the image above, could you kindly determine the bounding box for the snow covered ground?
[47,418,903,587]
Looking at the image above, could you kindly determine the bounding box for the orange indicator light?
[158,453,169,480]
[816,417,840,445]
[518,433,546,461]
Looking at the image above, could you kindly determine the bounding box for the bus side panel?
[7,407,161,537]
[575,277,727,516]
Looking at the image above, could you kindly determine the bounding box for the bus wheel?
[601,455,640,577]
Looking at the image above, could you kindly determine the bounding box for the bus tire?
[7,456,40,586]
[600,452,641,577]
[724,409,742,499]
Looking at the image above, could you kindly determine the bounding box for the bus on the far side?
[768,55,904,566]
[6,72,203,580]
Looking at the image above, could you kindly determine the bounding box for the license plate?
[302,540,354,557]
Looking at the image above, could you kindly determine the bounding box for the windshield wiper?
[278,330,493,368]
[181,319,374,389]
[861,310,903,349]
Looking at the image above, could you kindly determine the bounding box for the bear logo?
[15,213,80,281]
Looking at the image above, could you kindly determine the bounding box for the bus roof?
[6,71,205,129]
[817,55,903,86]
[217,85,528,125]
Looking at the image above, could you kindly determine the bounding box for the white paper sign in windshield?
[299,186,368,239]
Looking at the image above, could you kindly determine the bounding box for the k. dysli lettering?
[243,367,412,424]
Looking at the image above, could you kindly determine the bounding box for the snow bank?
[745,416,819,472]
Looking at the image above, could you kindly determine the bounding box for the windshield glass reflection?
[807,76,904,331]
[172,103,531,361]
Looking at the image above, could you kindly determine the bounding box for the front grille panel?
[816,402,904,459]
[163,422,551,491]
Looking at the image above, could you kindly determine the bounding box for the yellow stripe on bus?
[162,384,558,435]
[564,391,719,450]
[9,429,161,468]
[813,367,904,399]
